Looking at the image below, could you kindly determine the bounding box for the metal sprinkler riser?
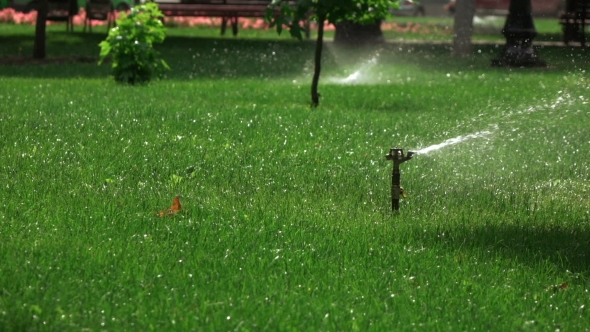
[385,148,414,211]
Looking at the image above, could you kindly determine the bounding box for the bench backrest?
[154,0,273,5]
[87,0,113,5]
[86,0,113,20]
[223,0,272,4]
[566,0,589,12]
[47,0,78,16]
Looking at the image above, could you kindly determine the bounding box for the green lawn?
[0,24,589,331]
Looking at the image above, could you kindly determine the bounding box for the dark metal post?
[392,165,401,210]
[581,0,587,48]
[386,148,414,211]
[491,0,546,67]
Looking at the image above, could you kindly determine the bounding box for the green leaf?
[161,59,171,70]
[289,23,302,40]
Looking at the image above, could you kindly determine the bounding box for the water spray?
[385,148,414,211]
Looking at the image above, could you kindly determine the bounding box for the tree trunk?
[33,0,48,59]
[311,14,326,107]
[334,20,384,47]
[452,0,476,57]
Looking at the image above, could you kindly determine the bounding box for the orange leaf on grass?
[546,282,568,292]
[157,196,182,217]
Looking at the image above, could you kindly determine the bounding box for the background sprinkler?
[385,148,414,211]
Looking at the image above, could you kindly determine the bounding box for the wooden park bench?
[151,0,308,37]
[559,0,589,47]
[83,0,115,32]
[46,0,78,31]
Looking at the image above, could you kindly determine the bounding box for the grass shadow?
[430,217,590,277]
[0,31,321,80]
[2,28,588,80]
[376,42,590,74]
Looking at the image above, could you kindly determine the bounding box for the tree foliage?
[99,2,170,85]
[268,0,397,40]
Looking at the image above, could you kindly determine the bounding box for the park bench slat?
[152,0,308,37]
[158,4,269,16]
[559,0,589,47]
[84,0,115,33]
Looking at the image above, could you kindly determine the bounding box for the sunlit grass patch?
[0,24,589,331]
[526,179,590,209]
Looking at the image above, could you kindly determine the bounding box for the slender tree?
[311,11,327,106]
[267,0,397,107]
[33,0,48,59]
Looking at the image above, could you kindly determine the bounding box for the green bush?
[98,2,170,84]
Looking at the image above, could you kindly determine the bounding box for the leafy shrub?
[98,2,170,84]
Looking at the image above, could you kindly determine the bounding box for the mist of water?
[326,56,379,84]
[412,125,498,155]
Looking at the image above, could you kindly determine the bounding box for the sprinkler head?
[386,147,414,164]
